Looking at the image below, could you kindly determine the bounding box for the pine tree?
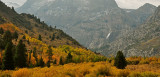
[47,61,50,67]
[59,57,63,65]
[27,39,30,44]
[46,46,53,67]
[33,47,38,64]
[51,33,55,41]
[2,42,15,70]
[3,30,12,45]
[0,27,4,34]
[22,35,26,39]
[53,59,57,64]
[38,57,45,67]
[14,40,27,68]
[38,34,42,41]
[114,51,127,69]
[0,38,5,49]
[66,52,72,63]
[28,50,32,65]
[12,31,18,40]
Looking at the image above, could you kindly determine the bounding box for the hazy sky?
[1,0,160,9]
[115,0,160,9]
[1,0,26,6]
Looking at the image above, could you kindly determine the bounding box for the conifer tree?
[0,27,4,34]
[28,50,32,65]
[27,39,30,44]
[66,52,72,63]
[33,47,38,64]
[22,35,26,39]
[59,57,63,65]
[3,30,12,45]
[47,61,50,67]
[114,51,127,69]
[51,33,55,41]
[38,57,45,67]
[14,40,27,68]
[46,46,53,67]
[53,59,57,64]
[0,38,5,49]
[38,34,42,41]
[12,31,18,40]
[2,42,15,70]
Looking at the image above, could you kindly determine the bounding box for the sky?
[1,0,27,6]
[115,0,160,9]
[1,0,160,9]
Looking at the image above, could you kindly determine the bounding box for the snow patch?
[106,32,111,39]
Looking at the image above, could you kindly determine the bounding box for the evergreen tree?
[33,47,38,64]
[51,33,55,41]
[3,30,12,44]
[46,46,53,67]
[0,39,5,49]
[66,52,72,63]
[14,40,27,68]
[12,31,18,40]
[59,57,63,65]
[47,61,50,67]
[38,57,45,67]
[27,39,30,44]
[22,35,26,39]
[28,50,32,65]
[2,42,15,70]
[38,34,42,41]
[114,51,127,69]
[0,27,4,34]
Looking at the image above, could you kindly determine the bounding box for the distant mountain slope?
[17,0,158,56]
[99,6,160,57]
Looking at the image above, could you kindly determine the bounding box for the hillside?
[0,1,106,66]
[16,0,157,55]
[0,1,82,48]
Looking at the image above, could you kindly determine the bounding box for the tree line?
[0,28,127,70]
[0,28,75,70]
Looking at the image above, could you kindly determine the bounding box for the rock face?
[17,0,158,56]
[100,6,160,57]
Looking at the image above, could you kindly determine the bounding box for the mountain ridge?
[16,0,159,56]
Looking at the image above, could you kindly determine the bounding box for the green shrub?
[141,72,158,77]
[96,66,110,76]
[127,60,139,65]
[129,72,142,77]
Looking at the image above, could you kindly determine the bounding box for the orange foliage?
[0,23,23,33]
[1,61,160,77]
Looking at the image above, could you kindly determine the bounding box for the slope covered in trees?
[0,1,106,69]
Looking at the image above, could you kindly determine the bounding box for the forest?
[0,26,160,77]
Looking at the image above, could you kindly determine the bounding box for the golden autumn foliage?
[1,23,160,77]
[0,23,106,65]
[1,61,160,77]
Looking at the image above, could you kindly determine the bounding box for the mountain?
[5,2,20,8]
[0,1,83,48]
[17,0,118,26]
[0,1,106,64]
[17,0,157,56]
[99,6,160,57]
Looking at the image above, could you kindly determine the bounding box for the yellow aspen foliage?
[30,53,36,65]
